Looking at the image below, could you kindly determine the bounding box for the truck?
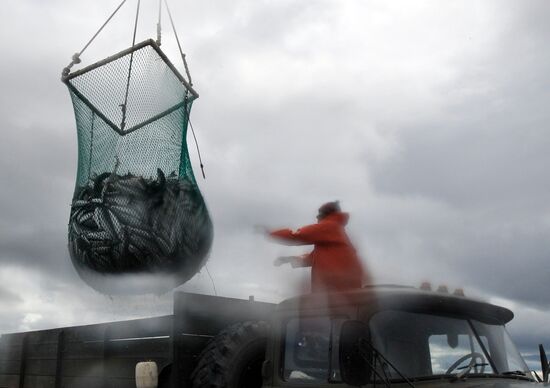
[0,284,546,388]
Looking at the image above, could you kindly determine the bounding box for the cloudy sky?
[1,0,550,366]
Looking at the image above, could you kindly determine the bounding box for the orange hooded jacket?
[270,212,367,292]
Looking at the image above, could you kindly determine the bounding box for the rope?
[188,118,206,179]
[205,265,218,296]
[120,0,141,131]
[163,0,193,86]
[87,112,96,180]
[156,0,162,46]
[62,0,128,77]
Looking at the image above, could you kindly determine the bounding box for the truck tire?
[191,321,269,388]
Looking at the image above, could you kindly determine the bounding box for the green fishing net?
[63,40,213,294]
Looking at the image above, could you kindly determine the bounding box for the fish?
[68,169,213,285]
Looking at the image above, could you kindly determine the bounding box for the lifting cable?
[189,118,206,179]
[164,0,193,86]
[62,0,128,77]
[205,265,218,296]
[87,112,96,179]
[63,0,205,177]
[159,0,204,178]
[156,0,163,46]
[63,0,194,87]
[161,0,204,178]
[120,0,141,131]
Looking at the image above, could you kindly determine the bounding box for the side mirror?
[339,320,372,387]
[539,344,549,383]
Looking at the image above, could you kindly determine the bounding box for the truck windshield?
[369,310,531,380]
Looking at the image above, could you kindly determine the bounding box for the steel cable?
[62,0,128,77]
[163,0,193,86]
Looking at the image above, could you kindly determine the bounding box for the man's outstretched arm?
[269,223,330,245]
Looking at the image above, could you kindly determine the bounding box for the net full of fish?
[68,168,213,292]
[62,39,211,293]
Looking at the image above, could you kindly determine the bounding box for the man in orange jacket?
[268,201,370,292]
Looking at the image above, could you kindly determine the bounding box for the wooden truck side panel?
[0,315,173,388]
[0,292,275,388]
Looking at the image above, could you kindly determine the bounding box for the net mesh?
[64,40,213,294]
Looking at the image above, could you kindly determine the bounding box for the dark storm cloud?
[365,1,550,307]
[364,120,550,306]
[369,125,550,208]
[0,286,22,306]
[0,123,76,279]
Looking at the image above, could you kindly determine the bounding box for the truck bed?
[0,292,275,388]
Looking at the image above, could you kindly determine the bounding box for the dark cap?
[317,201,340,219]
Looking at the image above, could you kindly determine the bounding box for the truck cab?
[264,285,537,387]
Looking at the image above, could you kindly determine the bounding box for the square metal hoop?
[63,39,199,136]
